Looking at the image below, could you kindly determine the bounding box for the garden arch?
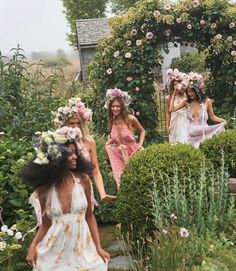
[89,0,236,140]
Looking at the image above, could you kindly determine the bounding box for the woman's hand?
[105,139,113,146]
[97,247,110,263]
[101,194,117,202]
[26,245,37,268]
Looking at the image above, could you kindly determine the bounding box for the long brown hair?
[108,97,129,131]
[169,79,180,96]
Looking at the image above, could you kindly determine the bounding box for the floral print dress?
[33,174,107,271]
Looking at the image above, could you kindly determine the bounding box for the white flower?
[7,229,14,236]
[231,50,236,57]
[229,22,235,29]
[114,51,120,58]
[1,225,8,232]
[125,52,132,58]
[176,18,182,23]
[53,133,67,144]
[34,131,41,136]
[153,10,161,17]
[162,230,168,234]
[211,23,217,29]
[11,224,17,231]
[233,40,236,46]
[126,40,132,46]
[136,40,142,46]
[126,76,133,81]
[187,24,192,29]
[215,34,222,40]
[106,68,112,75]
[164,4,171,10]
[192,0,200,8]
[170,213,177,219]
[0,241,7,251]
[200,20,205,25]
[0,132,4,135]
[180,227,190,238]
[227,36,233,41]
[15,231,23,240]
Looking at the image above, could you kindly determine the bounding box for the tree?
[61,0,108,48]
[110,0,139,13]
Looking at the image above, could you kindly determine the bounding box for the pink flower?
[167,69,173,76]
[108,35,114,40]
[180,227,190,238]
[176,18,182,23]
[200,20,205,25]
[106,68,112,75]
[215,34,222,40]
[192,0,200,8]
[131,29,137,36]
[227,36,233,42]
[153,10,161,17]
[125,52,132,58]
[82,108,92,121]
[233,40,236,46]
[146,32,154,39]
[170,213,177,220]
[136,39,142,46]
[231,50,236,57]
[114,51,120,58]
[164,4,171,10]
[136,111,140,116]
[127,76,133,81]
[135,87,140,92]
[211,23,217,29]
[187,24,192,30]
[126,40,132,46]
[229,22,235,29]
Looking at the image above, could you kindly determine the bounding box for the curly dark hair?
[18,141,94,189]
[186,82,207,103]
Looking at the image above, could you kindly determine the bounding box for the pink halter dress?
[187,103,225,148]
[105,121,142,189]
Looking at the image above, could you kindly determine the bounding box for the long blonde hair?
[77,115,93,141]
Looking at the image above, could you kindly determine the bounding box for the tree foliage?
[61,0,108,48]
[110,0,140,13]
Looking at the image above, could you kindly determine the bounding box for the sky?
[0,0,72,55]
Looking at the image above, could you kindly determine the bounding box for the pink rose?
[153,10,161,17]
[136,111,140,116]
[176,18,182,23]
[127,76,133,81]
[227,36,233,42]
[135,87,140,92]
[200,20,205,25]
[146,32,154,39]
[82,109,92,121]
[106,68,112,75]
[231,50,236,57]
[233,40,236,46]
[114,51,120,57]
[192,0,200,8]
[164,4,171,10]
[215,34,222,40]
[187,24,192,29]
[229,22,235,29]
[136,40,142,47]
[180,227,190,238]
[131,29,137,36]
[211,23,217,29]
[125,52,132,58]
[126,40,132,46]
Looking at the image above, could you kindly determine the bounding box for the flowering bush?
[89,0,236,139]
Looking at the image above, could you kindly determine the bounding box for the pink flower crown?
[180,72,204,91]
[166,68,187,82]
[104,88,132,109]
[52,97,92,127]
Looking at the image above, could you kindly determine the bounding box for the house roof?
[76,18,111,47]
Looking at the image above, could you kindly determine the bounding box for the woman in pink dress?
[105,88,145,189]
[169,73,226,148]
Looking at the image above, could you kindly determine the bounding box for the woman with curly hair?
[19,132,109,270]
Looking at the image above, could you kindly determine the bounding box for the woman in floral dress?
[105,88,145,189]
[19,132,109,270]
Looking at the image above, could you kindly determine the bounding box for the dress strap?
[70,171,80,183]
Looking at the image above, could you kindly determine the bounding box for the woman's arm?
[165,95,171,132]
[169,90,186,112]
[82,174,110,262]
[206,98,226,123]
[129,115,145,149]
[26,189,52,267]
[86,139,116,201]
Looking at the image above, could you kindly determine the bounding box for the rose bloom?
[215,34,222,40]
[125,52,132,58]
[192,0,200,8]
[153,10,161,17]
[211,23,217,29]
[126,40,132,46]
[176,18,182,23]
[135,87,140,92]
[136,39,142,46]
[164,4,171,10]
[200,19,205,25]
[180,227,190,238]
[127,76,133,81]
[136,111,140,116]
[227,36,233,42]
[187,24,192,29]
[231,50,236,57]
[106,68,112,75]
[114,51,120,58]
[229,22,235,29]
[233,40,236,46]
[131,28,137,36]
[146,32,154,39]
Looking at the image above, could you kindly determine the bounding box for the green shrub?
[92,136,118,223]
[200,129,236,177]
[116,143,210,238]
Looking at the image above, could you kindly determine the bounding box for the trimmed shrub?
[200,129,236,177]
[116,143,211,238]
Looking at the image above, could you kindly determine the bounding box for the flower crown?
[33,131,69,165]
[104,88,132,109]
[166,68,187,82]
[52,97,92,127]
